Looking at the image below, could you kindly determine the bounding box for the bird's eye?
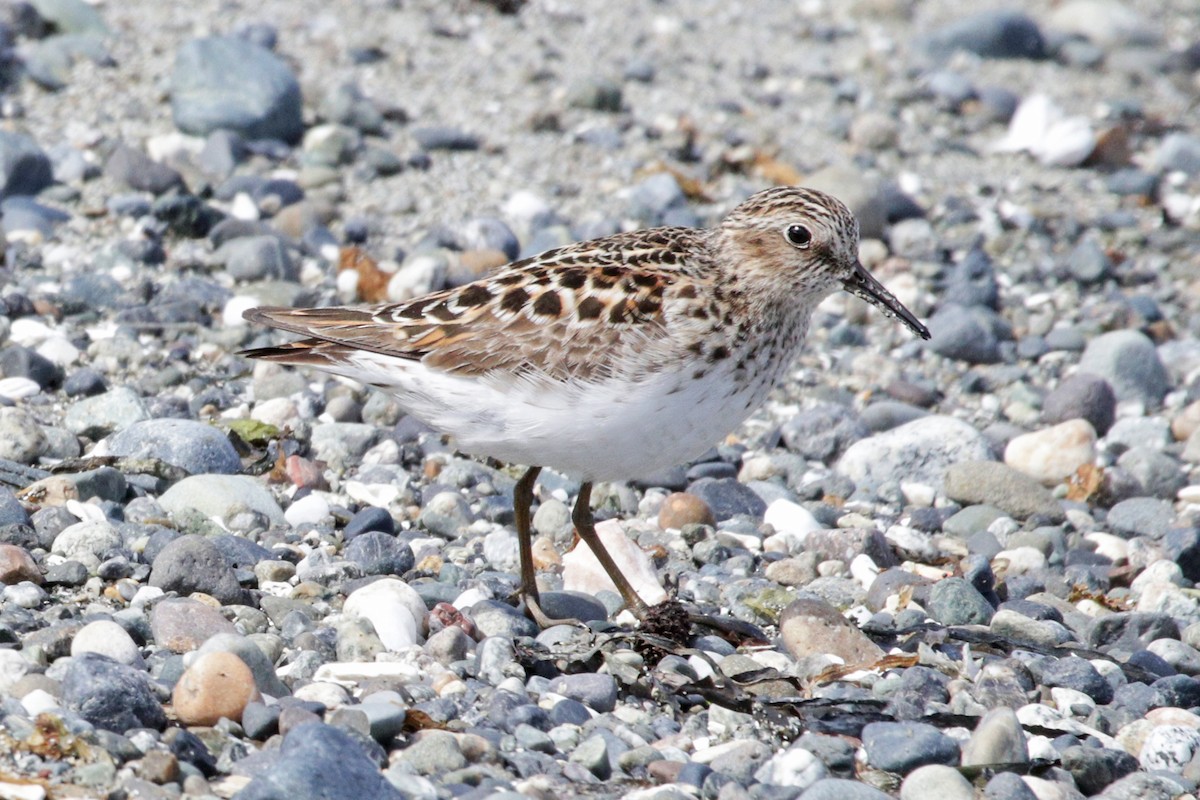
[785,225,812,248]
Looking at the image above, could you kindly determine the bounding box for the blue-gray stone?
[1076,330,1168,406]
[106,419,241,475]
[1042,373,1116,435]
[344,531,414,577]
[149,534,246,605]
[927,304,1006,363]
[61,653,166,733]
[861,721,959,773]
[548,673,618,713]
[171,36,304,143]
[0,132,53,200]
[922,10,1046,61]
[781,403,868,462]
[234,723,402,800]
[687,477,767,521]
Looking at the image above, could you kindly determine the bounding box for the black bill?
[842,261,930,340]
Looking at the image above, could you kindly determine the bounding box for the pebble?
[943,462,1064,521]
[1003,419,1096,486]
[342,578,426,649]
[0,131,54,199]
[63,386,150,437]
[899,764,975,800]
[861,721,960,773]
[104,418,242,475]
[172,650,260,725]
[158,474,285,526]
[1076,330,1170,406]
[235,723,404,799]
[61,653,167,732]
[171,36,304,142]
[657,492,715,529]
[561,519,667,605]
[838,415,994,494]
[921,10,1046,61]
[1042,373,1117,435]
[71,619,144,668]
[148,534,246,605]
[0,544,41,584]
[150,597,238,652]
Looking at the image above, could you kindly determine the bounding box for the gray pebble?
[106,418,241,475]
[217,235,297,282]
[171,36,304,143]
[1076,330,1169,407]
[861,721,959,773]
[921,10,1046,61]
[1042,373,1116,435]
[61,653,166,733]
[148,534,246,605]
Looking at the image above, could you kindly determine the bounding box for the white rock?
[52,520,122,568]
[387,254,446,302]
[763,499,821,540]
[482,529,519,570]
[899,764,975,800]
[993,546,1046,575]
[223,295,262,328]
[753,746,828,790]
[1140,725,1200,771]
[251,397,300,427]
[70,620,144,667]
[1004,419,1096,486]
[9,317,53,346]
[1050,687,1095,713]
[293,681,351,709]
[343,578,427,649]
[1085,532,1128,564]
[838,415,993,494]
[562,519,667,605]
[0,649,30,693]
[452,587,489,610]
[284,493,331,527]
[21,688,60,717]
[1131,560,1185,596]
[36,336,80,366]
[0,377,41,401]
[900,481,936,507]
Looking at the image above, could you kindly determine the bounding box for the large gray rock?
[837,415,994,493]
[171,36,304,143]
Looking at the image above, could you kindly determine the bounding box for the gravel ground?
[2,1,1200,799]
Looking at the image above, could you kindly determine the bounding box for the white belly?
[337,350,775,482]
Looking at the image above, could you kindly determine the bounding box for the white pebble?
[21,688,60,717]
[344,578,427,649]
[764,499,821,539]
[8,317,53,346]
[71,619,144,667]
[36,336,80,366]
[0,377,41,401]
[223,295,263,328]
[284,493,331,526]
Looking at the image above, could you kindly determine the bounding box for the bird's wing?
[241,228,717,384]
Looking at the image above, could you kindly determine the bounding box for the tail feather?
[239,339,354,367]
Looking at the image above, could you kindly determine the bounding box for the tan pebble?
[172,652,259,726]
[779,597,883,666]
[657,492,715,530]
[416,554,444,574]
[532,536,561,568]
[1004,419,1096,486]
[138,749,180,784]
[1173,400,1200,441]
[458,249,509,275]
[0,544,42,585]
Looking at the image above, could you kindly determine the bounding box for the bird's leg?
[572,482,651,618]
[513,465,542,605]
[513,466,578,628]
